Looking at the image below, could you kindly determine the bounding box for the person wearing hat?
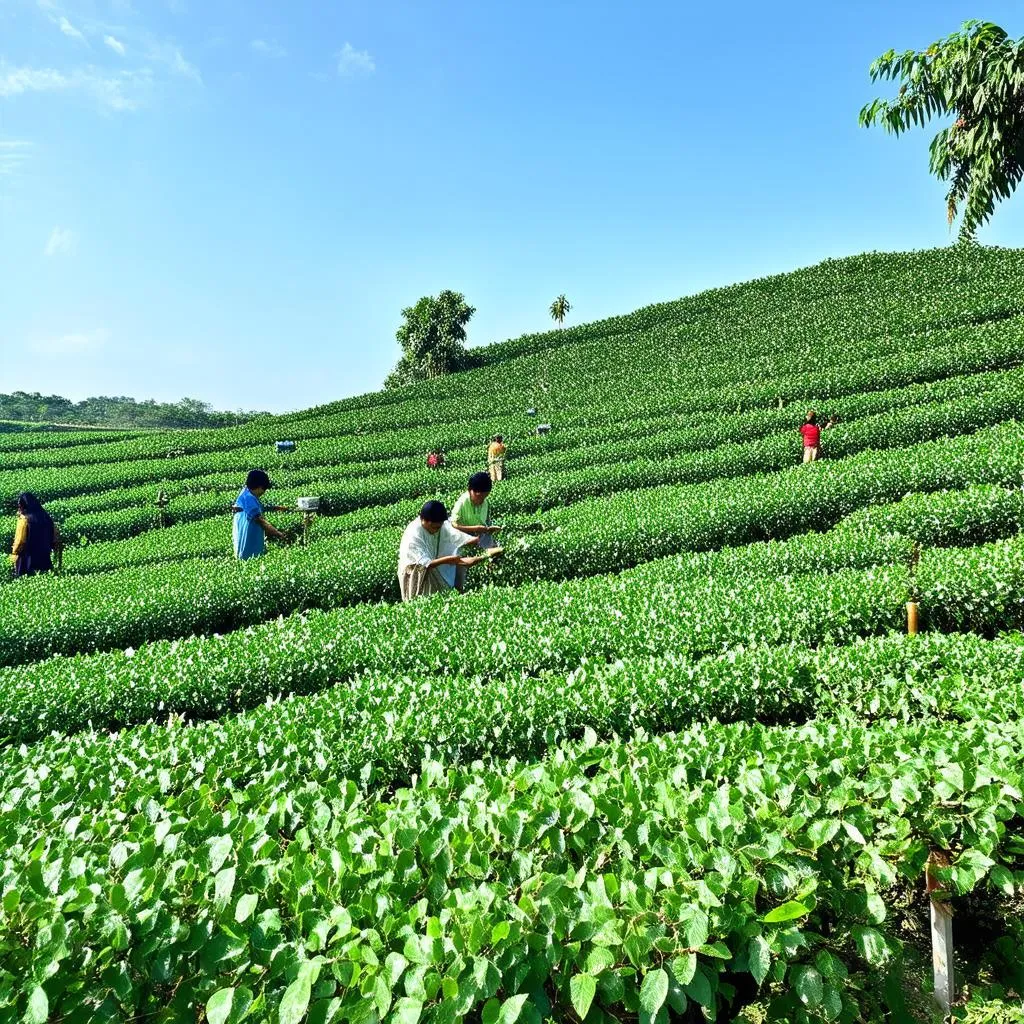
[398,499,487,601]
[451,471,502,591]
[232,469,289,560]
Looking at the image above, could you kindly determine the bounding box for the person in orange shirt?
[487,435,506,482]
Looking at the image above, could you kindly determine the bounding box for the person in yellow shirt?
[487,435,506,482]
[10,492,62,578]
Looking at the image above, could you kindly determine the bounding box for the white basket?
[296,497,320,511]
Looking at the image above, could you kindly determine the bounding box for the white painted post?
[930,899,955,1013]
[927,850,956,1013]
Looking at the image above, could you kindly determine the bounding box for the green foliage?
[2,711,1024,1022]
[860,21,1024,239]
[386,290,476,388]
[4,244,1024,1021]
[549,294,571,327]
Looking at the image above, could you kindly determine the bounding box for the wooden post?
[301,511,315,548]
[156,489,170,530]
[927,851,955,1013]
[907,601,919,636]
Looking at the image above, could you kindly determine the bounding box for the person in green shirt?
[451,471,502,591]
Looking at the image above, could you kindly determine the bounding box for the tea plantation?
[3,246,1024,1023]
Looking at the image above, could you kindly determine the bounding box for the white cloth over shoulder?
[397,519,471,587]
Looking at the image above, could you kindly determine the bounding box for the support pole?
[927,851,955,1013]
[156,490,170,530]
[906,601,919,636]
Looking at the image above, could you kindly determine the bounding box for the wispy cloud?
[0,62,151,111]
[32,328,110,355]
[336,42,375,77]
[0,140,33,178]
[14,6,200,115]
[1,65,70,97]
[251,39,287,59]
[148,43,202,83]
[45,226,77,257]
[58,16,86,42]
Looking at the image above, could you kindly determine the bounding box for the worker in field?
[487,435,506,482]
[451,471,503,591]
[232,469,289,560]
[9,492,62,577]
[398,499,489,601]
[426,448,446,470]
[799,411,821,464]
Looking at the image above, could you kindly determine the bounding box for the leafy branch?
[860,21,1024,240]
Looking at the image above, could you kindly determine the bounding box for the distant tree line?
[0,392,264,429]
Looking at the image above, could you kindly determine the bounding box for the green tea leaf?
[498,994,528,1024]
[570,974,597,1019]
[26,985,49,1024]
[207,988,235,1024]
[235,893,259,923]
[793,966,824,1008]
[671,954,696,986]
[748,936,771,985]
[279,976,312,1024]
[853,926,890,965]
[639,968,669,1017]
[392,997,424,1024]
[762,901,809,923]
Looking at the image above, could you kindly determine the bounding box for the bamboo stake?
[907,601,920,636]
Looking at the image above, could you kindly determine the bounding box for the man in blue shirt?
[232,469,288,559]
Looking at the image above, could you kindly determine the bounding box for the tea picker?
[397,499,502,602]
[231,469,290,560]
[487,436,506,482]
[451,471,504,590]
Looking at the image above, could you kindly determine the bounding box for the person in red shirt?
[799,411,821,463]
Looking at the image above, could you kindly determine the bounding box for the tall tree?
[860,21,1024,241]
[549,294,571,328]
[385,290,475,389]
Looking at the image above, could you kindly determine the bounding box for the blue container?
[275,440,296,453]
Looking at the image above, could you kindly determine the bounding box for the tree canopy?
[549,294,571,327]
[385,290,475,389]
[860,21,1024,241]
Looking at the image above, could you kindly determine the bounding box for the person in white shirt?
[397,500,487,602]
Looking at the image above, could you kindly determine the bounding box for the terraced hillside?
[2,246,1024,1023]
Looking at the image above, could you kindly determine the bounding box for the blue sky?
[2,0,1023,413]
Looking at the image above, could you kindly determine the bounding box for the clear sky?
[2,0,1023,413]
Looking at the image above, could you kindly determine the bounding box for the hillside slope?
[1,246,1024,1023]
